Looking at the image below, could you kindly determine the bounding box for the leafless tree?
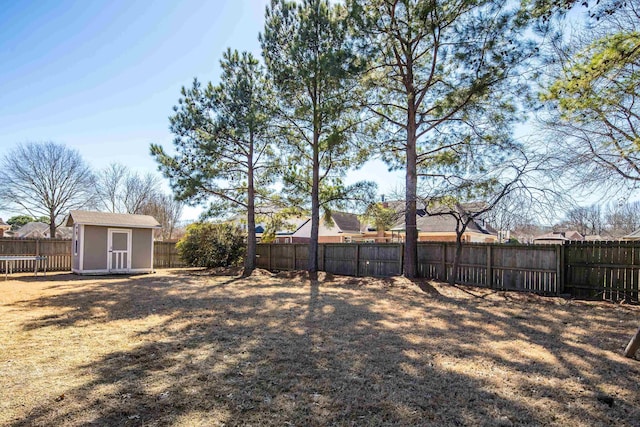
[140,193,184,240]
[123,172,160,214]
[604,200,640,237]
[419,146,567,284]
[538,1,640,197]
[563,205,604,236]
[95,163,127,213]
[94,163,161,214]
[0,141,94,237]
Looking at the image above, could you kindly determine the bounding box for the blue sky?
[0,0,402,222]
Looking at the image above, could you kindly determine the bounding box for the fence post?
[442,243,447,282]
[292,244,297,270]
[487,245,493,288]
[556,244,563,295]
[355,243,360,277]
[267,244,272,271]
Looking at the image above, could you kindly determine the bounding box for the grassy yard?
[1,269,639,426]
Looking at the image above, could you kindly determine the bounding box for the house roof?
[623,228,640,240]
[532,232,569,242]
[391,203,497,236]
[291,211,365,239]
[275,217,309,236]
[65,210,161,228]
[13,222,49,238]
[533,230,584,242]
[330,212,362,234]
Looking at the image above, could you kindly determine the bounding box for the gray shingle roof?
[330,212,362,234]
[65,210,161,228]
[13,222,49,238]
[391,203,497,235]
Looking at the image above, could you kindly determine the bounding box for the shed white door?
[108,229,132,272]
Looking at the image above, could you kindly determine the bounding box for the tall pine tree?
[151,49,277,275]
[350,0,536,277]
[261,0,373,273]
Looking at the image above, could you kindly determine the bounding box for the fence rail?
[257,241,640,302]
[2,238,638,302]
[0,238,184,272]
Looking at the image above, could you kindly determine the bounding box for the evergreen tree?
[151,49,277,275]
[350,0,536,277]
[260,0,374,273]
[540,1,640,195]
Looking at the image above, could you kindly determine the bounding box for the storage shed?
[65,210,161,275]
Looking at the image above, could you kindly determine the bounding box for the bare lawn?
[1,269,639,426]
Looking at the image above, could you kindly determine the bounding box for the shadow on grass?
[5,269,640,426]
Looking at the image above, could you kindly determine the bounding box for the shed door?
[108,229,131,272]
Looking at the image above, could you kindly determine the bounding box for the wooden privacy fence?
[565,241,640,302]
[0,238,184,272]
[153,241,186,268]
[257,242,640,302]
[0,238,71,272]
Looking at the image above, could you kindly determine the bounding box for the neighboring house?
[622,228,640,241]
[11,222,73,239]
[584,234,604,241]
[272,217,310,243]
[65,210,161,275]
[291,212,366,243]
[360,200,406,243]
[532,230,584,244]
[12,222,49,239]
[0,218,10,237]
[227,207,310,243]
[389,203,499,243]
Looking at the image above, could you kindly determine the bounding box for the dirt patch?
[1,269,639,426]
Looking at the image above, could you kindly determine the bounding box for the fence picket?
[0,238,185,272]
[257,241,640,302]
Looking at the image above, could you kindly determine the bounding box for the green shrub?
[176,222,245,268]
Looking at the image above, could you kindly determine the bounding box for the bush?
[176,222,245,268]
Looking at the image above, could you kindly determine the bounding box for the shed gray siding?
[72,225,80,271]
[83,225,108,270]
[132,228,153,269]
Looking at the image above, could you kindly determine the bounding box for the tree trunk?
[243,148,256,277]
[449,223,468,285]
[49,212,56,239]
[308,135,320,274]
[624,326,640,358]
[404,102,418,278]
[449,234,464,286]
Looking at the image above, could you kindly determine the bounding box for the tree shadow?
[3,270,639,426]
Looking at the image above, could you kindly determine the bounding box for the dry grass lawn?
[1,268,639,426]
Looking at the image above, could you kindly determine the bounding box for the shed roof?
[65,210,161,228]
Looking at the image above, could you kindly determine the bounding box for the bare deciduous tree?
[140,193,184,241]
[94,163,160,214]
[0,141,94,237]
